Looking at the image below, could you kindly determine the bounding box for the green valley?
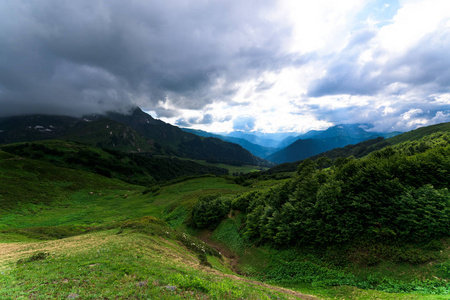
[1,123,450,299]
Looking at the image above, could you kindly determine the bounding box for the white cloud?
[402,108,423,120]
[280,0,368,54]
[377,0,450,53]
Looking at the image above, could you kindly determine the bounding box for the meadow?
[1,134,450,299]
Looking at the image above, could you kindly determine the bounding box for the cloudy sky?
[1,0,450,133]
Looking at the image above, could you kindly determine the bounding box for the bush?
[231,191,260,212]
[191,194,231,230]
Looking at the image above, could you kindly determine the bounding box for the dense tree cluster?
[192,132,450,247]
[241,132,450,245]
[191,194,231,229]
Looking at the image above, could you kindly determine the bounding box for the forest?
[192,132,450,247]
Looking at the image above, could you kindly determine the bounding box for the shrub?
[191,194,231,230]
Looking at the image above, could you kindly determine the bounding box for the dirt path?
[196,230,321,300]
[219,271,320,299]
[197,230,240,272]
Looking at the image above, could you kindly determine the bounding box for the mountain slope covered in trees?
[266,136,370,163]
[182,128,278,158]
[188,130,450,294]
[0,107,270,166]
[0,140,228,186]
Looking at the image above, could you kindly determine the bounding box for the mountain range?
[0,107,269,167]
[184,124,401,164]
[0,108,403,166]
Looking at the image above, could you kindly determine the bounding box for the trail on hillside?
[196,231,321,300]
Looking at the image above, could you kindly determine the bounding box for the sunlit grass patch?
[0,230,309,299]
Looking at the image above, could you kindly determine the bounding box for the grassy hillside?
[188,132,450,297]
[0,140,229,186]
[1,128,450,299]
[0,151,317,299]
[386,122,450,145]
[1,219,320,299]
[0,148,134,213]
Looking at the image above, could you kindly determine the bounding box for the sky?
[1,0,450,133]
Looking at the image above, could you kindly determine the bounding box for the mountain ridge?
[190,124,399,164]
[266,121,450,174]
[0,107,270,167]
[182,128,279,158]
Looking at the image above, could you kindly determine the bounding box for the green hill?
[190,131,450,297]
[1,123,450,299]
[0,152,314,299]
[0,140,229,185]
[387,122,450,144]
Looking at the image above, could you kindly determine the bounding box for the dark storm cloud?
[0,0,295,117]
[152,107,179,119]
[308,25,450,97]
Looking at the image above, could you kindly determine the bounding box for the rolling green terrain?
[1,123,450,299]
[0,140,229,186]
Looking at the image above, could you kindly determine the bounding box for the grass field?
[0,229,319,299]
[1,148,450,299]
